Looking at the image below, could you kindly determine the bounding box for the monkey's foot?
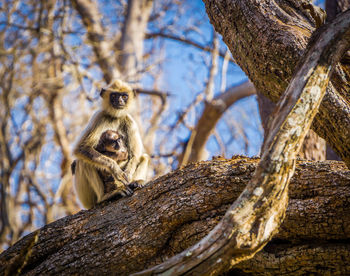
[128,180,146,190]
[99,186,133,203]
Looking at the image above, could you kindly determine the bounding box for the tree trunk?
[0,158,349,275]
[324,0,350,161]
[203,0,350,167]
[119,0,153,79]
[257,93,326,161]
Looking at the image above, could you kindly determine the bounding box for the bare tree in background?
[0,0,259,249]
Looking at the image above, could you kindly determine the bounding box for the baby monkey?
[95,130,129,194]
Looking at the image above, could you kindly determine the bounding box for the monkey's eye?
[113,140,120,149]
[122,95,128,101]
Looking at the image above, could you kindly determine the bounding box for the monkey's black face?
[109,92,128,109]
[113,138,122,150]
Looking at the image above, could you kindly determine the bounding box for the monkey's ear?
[100,88,106,98]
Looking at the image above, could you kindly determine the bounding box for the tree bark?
[324,0,350,161]
[326,0,350,22]
[0,158,349,275]
[203,0,350,167]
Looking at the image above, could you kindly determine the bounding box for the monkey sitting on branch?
[73,80,150,209]
[71,130,138,202]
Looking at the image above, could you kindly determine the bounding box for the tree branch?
[134,88,172,104]
[0,158,349,275]
[146,32,236,63]
[71,0,120,83]
[185,80,256,164]
[119,0,153,79]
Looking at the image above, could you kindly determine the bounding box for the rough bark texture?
[203,0,350,167]
[326,0,350,22]
[324,0,350,162]
[0,158,349,275]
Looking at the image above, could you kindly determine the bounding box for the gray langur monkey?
[73,80,150,209]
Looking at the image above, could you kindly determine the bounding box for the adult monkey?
[73,80,149,209]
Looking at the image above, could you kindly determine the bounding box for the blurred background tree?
[0,0,332,250]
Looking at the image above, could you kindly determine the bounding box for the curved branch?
[185,80,255,164]
[145,32,236,63]
[135,9,350,275]
[71,0,120,83]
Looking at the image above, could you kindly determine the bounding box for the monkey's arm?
[74,145,128,184]
[124,116,144,178]
[74,114,128,184]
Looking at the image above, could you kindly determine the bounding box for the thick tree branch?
[0,158,349,275]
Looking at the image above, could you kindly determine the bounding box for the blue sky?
[143,0,262,159]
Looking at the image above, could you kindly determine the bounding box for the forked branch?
[135,9,350,276]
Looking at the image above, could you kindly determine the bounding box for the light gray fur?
[73,81,149,209]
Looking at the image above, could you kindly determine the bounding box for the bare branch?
[134,88,172,103]
[146,32,236,63]
[119,0,153,79]
[185,81,256,164]
[204,31,219,101]
[71,0,120,82]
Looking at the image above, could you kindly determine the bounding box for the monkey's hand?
[124,166,136,183]
[110,162,129,184]
[99,185,133,203]
[111,178,133,196]
[128,180,146,190]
